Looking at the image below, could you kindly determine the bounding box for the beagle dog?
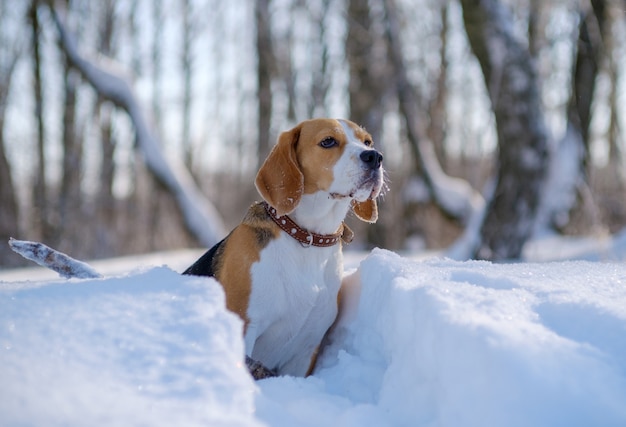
[183,118,384,378]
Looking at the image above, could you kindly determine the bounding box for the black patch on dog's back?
[182,203,276,279]
[182,237,226,277]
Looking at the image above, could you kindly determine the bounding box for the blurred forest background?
[0,0,625,267]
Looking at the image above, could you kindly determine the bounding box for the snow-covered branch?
[50,8,225,248]
[383,0,484,225]
[9,238,101,279]
[419,138,485,223]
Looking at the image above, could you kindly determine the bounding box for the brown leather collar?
[262,202,353,247]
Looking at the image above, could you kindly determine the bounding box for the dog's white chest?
[246,235,342,376]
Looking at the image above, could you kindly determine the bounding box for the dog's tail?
[8,238,101,279]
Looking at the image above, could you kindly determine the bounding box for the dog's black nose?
[360,150,383,169]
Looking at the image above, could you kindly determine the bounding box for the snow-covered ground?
[2,238,626,426]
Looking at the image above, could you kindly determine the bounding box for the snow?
[0,267,260,427]
[2,247,626,426]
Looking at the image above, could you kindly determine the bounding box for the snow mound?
[2,250,626,426]
[0,267,260,427]
[259,249,626,426]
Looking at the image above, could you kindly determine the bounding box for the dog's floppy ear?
[255,125,303,216]
[352,199,378,223]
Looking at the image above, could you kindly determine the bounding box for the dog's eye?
[364,139,373,147]
[319,137,338,148]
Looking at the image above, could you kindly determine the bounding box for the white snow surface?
[2,248,626,426]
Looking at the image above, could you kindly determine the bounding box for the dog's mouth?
[330,170,384,201]
[363,177,384,200]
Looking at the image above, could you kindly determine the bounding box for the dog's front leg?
[242,321,277,379]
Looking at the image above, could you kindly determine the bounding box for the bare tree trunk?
[126,0,142,250]
[151,0,163,138]
[58,65,82,248]
[0,119,19,265]
[568,0,606,171]
[461,0,549,260]
[96,0,117,256]
[98,106,116,229]
[58,0,83,251]
[255,0,274,170]
[277,3,297,123]
[308,0,331,118]
[347,0,387,143]
[527,0,542,60]
[29,1,52,243]
[129,0,142,75]
[606,1,624,188]
[0,29,20,266]
[146,0,166,250]
[428,3,450,168]
[181,0,194,172]
[346,0,390,248]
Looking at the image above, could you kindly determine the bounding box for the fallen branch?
[8,238,101,279]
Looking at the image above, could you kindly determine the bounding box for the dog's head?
[255,118,384,222]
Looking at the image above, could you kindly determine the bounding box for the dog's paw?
[245,356,277,380]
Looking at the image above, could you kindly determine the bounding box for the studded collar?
[262,202,353,247]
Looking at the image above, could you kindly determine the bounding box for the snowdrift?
[0,267,260,427]
[2,249,626,426]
